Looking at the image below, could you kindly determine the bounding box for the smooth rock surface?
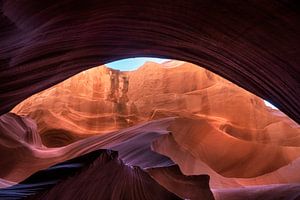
[0,0,299,123]
[12,62,300,147]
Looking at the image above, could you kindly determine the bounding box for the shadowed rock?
[0,150,184,200]
[0,0,299,123]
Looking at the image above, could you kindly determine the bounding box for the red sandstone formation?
[0,110,299,199]
[5,150,183,200]
[1,0,300,199]
[0,0,299,124]
[0,61,299,199]
[12,61,299,147]
[0,114,216,199]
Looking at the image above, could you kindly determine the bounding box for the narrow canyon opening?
[1,57,299,199]
[1,0,299,199]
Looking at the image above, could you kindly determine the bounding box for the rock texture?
[0,111,299,199]
[1,0,300,198]
[0,150,184,200]
[1,61,300,199]
[13,61,299,147]
[0,0,299,123]
[0,114,216,199]
[12,66,135,143]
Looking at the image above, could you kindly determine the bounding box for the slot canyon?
[0,1,299,200]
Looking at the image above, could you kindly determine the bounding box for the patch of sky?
[106,57,169,71]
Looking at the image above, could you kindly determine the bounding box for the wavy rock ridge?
[12,61,299,146]
[0,115,215,200]
[1,112,299,199]
[0,0,299,124]
[0,61,299,199]
[0,150,185,200]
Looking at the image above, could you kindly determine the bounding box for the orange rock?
[7,60,300,197]
[12,61,299,145]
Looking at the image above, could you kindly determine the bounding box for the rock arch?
[0,0,299,123]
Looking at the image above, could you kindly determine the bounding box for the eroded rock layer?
[0,0,299,124]
[0,150,187,200]
[12,61,300,148]
[1,61,299,200]
[1,1,300,198]
[0,110,300,199]
[0,114,215,200]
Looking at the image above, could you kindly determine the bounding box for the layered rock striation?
[0,0,299,123]
[1,61,299,199]
[12,61,299,147]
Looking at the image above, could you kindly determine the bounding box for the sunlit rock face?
[12,61,299,146]
[2,60,299,199]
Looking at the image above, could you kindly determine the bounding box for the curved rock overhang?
[0,0,299,123]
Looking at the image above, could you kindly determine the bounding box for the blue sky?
[106,57,169,71]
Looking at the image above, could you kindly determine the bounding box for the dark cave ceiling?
[0,0,299,123]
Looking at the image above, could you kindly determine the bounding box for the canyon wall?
[1,61,299,199]
[12,61,299,147]
[1,0,299,123]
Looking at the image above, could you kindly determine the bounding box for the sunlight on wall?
[107,57,279,111]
